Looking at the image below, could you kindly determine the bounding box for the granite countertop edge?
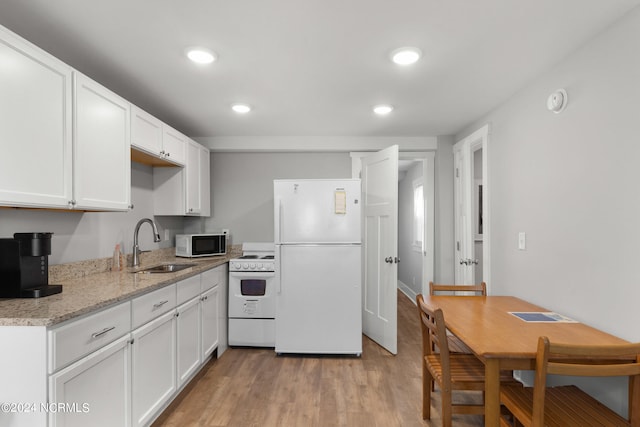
[0,250,239,328]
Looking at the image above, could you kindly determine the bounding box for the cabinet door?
[176,297,201,388]
[131,105,163,156]
[131,310,176,427]
[162,125,186,166]
[73,73,131,211]
[49,335,131,427]
[201,285,219,360]
[217,265,228,356]
[0,26,73,208]
[200,144,211,217]
[185,140,201,215]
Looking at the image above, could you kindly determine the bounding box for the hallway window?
[413,179,424,252]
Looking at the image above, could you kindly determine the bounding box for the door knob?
[384,257,393,263]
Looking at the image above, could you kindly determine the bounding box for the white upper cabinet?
[131,105,186,167]
[0,25,73,209]
[0,25,131,211]
[153,139,210,217]
[185,140,211,216]
[162,124,187,166]
[185,140,202,215]
[200,143,211,217]
[73,73,131,211]
[131,105,163,157]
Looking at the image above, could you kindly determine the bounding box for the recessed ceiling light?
[232,104,251,114]
[373,105,393,115]
[390,47,422,65]
[186,48,216,64]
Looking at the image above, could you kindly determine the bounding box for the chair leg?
[441,386,452,427]
[422,360,432,419]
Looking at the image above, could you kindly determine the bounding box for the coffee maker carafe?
[0,232,62,298]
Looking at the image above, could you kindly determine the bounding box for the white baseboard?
[397,281,418,305]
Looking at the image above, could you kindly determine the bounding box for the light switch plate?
[518,232,526,250]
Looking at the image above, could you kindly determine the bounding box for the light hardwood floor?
[153,291,484,427]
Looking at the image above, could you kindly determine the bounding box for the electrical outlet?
[164,229,171,241]
[518,232,526,250]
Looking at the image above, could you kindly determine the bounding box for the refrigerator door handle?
[276,245,282,294]
[275,197,283,244]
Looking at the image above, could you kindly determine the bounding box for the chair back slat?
[417,295,451,383]
[429,281,487,296]
[531,336,640,427]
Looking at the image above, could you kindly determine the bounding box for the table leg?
[485,358,501,427]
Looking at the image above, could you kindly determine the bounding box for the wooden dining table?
[421,295,630,427]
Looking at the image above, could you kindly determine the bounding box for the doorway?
[396,152,435,300]
[454,125,490,288]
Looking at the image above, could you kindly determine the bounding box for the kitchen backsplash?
[49,245,242,283]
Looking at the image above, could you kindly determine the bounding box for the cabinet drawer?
[132,284,176,329]
[201,266,222,292]
[49,301,131,373]
[177,275,201,305]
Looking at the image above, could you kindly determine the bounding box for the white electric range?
[228,242,276,347]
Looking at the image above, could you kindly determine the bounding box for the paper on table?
[335,190,346,214]
[509,312,578,323]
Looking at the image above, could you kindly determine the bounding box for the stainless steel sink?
[137,263,195,273]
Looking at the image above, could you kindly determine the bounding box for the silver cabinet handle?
[153,300,169,309]
[91,326,115,339]
[384,257,393,263]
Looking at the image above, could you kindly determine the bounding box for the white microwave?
[176,233,227,257]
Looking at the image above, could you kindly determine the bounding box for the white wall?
[0,162,183,265]
[457,6,640,415]
[194,152,352,245]
[435,135,455,283]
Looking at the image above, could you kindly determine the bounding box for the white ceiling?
[0,1,638,144]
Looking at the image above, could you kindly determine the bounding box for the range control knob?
[233,262,242,270]
[257,263,263,270]
[242,263,249,269]
[249,263,256,269]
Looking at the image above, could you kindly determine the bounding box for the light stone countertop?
[0,247,241,327]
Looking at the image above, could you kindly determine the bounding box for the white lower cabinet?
[49,335,131,427]
[176,296,201,388]
[0,264,227,427]
[201,285,219,360]
[131,310,177,427]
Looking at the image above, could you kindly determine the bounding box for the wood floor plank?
[153,291,485,427]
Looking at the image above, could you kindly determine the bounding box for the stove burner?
[238,255,259,259]
[261,255,274,259]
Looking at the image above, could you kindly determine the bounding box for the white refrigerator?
[274,179,362,355]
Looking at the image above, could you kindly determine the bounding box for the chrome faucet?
[132,218,161,268]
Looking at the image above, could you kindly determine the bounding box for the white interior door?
[454,125,490,287]
[360,145,398,355]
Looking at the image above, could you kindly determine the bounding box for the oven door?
[228,271,276,318]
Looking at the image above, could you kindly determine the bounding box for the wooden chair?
[416,294,520,427]
[500,336,640,427]
[429,281,487,354]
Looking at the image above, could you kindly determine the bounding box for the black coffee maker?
[0,232,62,298]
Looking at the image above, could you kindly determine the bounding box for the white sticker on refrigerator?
[335,190,347,214]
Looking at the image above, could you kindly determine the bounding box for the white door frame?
[453,124,491,289]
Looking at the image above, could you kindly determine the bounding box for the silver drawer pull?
[153,300,169,309]
[91,326,115,339]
